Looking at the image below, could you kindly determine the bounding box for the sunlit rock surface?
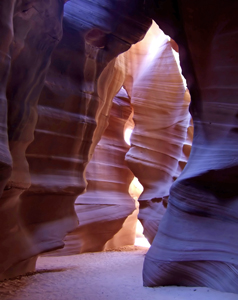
[48,87,136,255]
[125,23,191,243]
[143,0,238,293]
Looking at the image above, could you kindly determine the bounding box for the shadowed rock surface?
[0,0,151,279]
[0,0,237,294]
[143,0,238,293]
[0,0,65,280]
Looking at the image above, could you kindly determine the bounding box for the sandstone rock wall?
[0,0,237,294]
[0,0,65,280]
[49,87,136,255]
[125,23,191,243]
[0,1,14,198]
[143,0,238,293]
[0,0,151,279]
[52,22,192,254]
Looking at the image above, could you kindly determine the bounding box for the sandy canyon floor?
[0,246,238,300]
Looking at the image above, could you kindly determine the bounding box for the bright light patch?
[124,128,133,146]
[171,48,187,89]
[134,237,151,248]
[128,177,144,201]
[132,177,143,192]
[134,220,151,248]
[144,22,169,67]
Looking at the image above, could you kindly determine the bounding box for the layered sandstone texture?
[49,87,137,255]
[0,0,237,295]
[0,0,65,280]
[0,0,151,280]
[125,22,192,243]
[143,0,238,293]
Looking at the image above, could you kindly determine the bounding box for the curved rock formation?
[48,86,136,255]
[0,0,151,279]
[0,1,14,197]
[143,0,238,293]
[19,1,150,258]
[125,22,191,243]
[0,0,237,294]
[0,0,65,280]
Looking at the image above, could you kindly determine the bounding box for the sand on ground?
[0,246,238,300]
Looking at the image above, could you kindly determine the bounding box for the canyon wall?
[143,0,238,293]
[49,86,136,255]
[47,21,192,256]
[0,0,65,280]
[0,0,237,294]
[125,23,191,243]
[0,0,151,279]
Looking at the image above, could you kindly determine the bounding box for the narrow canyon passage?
[1,0,238,296]
[0,247,237,300]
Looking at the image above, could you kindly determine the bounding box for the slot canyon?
[0,0,238,299]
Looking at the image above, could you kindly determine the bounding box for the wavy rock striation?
[1,0,237,293]
[49,87,136,255]
[143,0,238,293]
[0,0,151,279]
[0,1,14,198]
[19,1,150,258]
[0,0,64,280]
[125,23,191,243]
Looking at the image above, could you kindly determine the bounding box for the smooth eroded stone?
[125,22,191,243]
[0,0,64,279]
[14,0,151,267]
[143,0,238,293]
[0,0,151,279]
[48,87,136,255]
